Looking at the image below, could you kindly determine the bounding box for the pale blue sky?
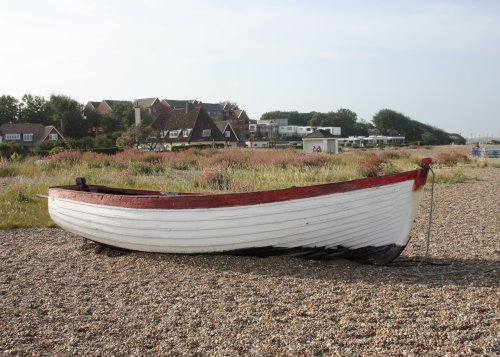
[1,0,499,137]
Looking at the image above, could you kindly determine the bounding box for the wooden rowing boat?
[48,158,432,265]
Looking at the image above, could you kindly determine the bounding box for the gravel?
[1,167,498,355]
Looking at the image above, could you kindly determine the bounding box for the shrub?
[357,163,380,177]
[0,143,29,159]
[434,152,469,166]
[33,140,67,156]
[199,167,232,191]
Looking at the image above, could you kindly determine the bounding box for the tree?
[116,123,161,150]
[19,94,50,124]
[83,109,103,133]
[331,108,357,136]
[0,95,20,124]
[372,109,408,137]
[110,101,134,129]
[47,94,89,138]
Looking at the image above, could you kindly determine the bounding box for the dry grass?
[0,145,487,228]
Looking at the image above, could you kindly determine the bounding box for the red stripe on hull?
[48,159,431,210]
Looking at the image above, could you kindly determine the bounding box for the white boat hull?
[48,180,424,264]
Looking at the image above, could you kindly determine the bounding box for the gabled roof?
[133,98,158,108]
[304,129,336,139]
[152,108,200,131]
[152,107,225,142]
[0,123,45,138]
[216,121,239,141]
[0,123,65,142]
[202,103,223,112]
[163,99,191,109]
[87,101,101,109]
[102,100,131,108]
[42,126,65,141]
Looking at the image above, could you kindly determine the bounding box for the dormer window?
[169,130,180,138]
[23,133,33,141]
[183,129,192,138]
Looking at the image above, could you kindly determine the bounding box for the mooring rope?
[416,166,474,276]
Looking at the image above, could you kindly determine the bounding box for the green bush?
[33,140,67,156]
[0,143,29,159]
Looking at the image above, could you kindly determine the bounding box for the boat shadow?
[86,242,498,288]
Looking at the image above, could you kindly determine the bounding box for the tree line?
[261,108,465,144]
[0,94,140,139]
[1,93,465,146]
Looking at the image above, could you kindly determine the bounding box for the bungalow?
[0,123,65,150]
[151,104,226,150]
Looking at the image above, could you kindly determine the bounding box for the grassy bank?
[0,147,476,229]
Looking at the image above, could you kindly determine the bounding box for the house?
[337,135,405,147]
[200,102,225,120]
[302,129,339,154]
[163,99,193,110]
[0,123,65,150]
[250,119,286,139]
[164,99,227,120]
[133,98,168,124]
[85,101,101,112]
[151,104,226,150]
[96,100,129,115]
[216,121,239,147]
[227,109,250,140]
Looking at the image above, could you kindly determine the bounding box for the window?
[23,133,33,141]
[225,130,231,138]
[183,129,192,138]
[160,130,168,138]
[202,129,211,137]
[49,134,58,140]
[5,133,21,140]
[169,130,180,138]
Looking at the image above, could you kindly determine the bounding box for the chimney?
[134,107,141,126]
[185,102,193,113]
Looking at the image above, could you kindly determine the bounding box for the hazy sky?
[1,0,499,137]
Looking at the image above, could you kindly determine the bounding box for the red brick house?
[151,105,226,150]
[0,123,65,150]
[228,109,250,140]
[85,101,101,112]
[95,100,132,115]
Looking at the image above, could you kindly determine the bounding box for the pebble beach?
[1,166,498,355]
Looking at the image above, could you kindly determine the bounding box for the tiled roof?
[163,99,191,109]
[152,108,225,142]
[202,103,223,112]
[0,123,45,140]
[87,101,101,109]
[133,98,158,108]
[304,129,336,138]
[43,125,65,140]
[103,100,131,108]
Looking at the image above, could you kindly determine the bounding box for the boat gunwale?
[48,159,431,210]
